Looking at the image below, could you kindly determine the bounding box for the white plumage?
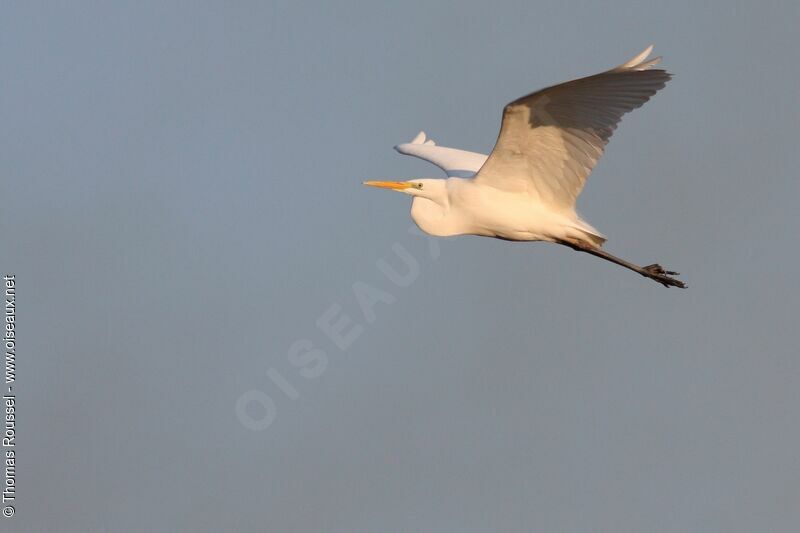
[365,46,685,288]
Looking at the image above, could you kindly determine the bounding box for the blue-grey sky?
[2,1,799,532]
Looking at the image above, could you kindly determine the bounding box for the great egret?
[365,46,686,288]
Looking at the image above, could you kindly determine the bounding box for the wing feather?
[474,46,671,208]
[394,131,488,178]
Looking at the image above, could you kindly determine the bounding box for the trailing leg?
[559,241,687,288]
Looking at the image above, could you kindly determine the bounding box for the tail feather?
[583,232,607,247]
[572,217,607,247]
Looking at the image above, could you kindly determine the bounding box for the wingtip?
[616,44,660,71]
[410,131,426,144]
[637,44,655,62]
[637,56,662,70]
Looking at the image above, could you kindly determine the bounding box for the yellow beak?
[363,180,412,190]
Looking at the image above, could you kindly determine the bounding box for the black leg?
[559,241,687,289]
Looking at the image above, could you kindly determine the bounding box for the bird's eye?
[416,183,423,189]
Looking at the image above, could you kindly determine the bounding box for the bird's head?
[362,179,445,203]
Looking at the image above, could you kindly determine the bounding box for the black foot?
[641,264,687,288]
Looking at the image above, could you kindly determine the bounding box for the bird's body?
[408,177,603,246]
[365,46,686,288]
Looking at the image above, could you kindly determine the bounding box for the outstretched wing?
[474,46,671,209]
[394,131,488,178]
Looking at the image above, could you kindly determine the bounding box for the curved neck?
[409,178,471,237]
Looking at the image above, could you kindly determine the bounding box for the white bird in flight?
[364,46,686,288]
